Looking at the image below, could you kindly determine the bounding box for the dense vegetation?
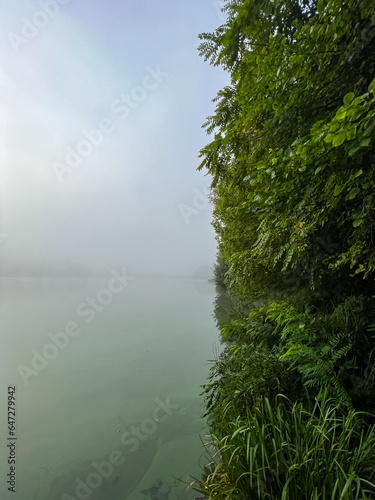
[197,0,375,498]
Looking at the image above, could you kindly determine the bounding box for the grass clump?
[196,392,375,499]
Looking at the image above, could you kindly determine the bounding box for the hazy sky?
[0,0,228,277]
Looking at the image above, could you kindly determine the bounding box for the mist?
[0,0,228,278]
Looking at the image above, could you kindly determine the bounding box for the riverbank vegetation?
[197,0,375,497]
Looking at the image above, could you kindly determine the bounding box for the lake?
[1,276,219,499]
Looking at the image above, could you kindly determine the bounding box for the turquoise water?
[1,277,218,499]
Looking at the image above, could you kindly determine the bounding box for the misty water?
[1,276,219,500]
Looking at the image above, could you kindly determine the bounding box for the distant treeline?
[0,264,98,278]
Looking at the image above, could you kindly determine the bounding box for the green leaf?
[346,125,357,141]
[329,122,340,133]
[363,122,375,138]
[346,188,360,201]
[353,218,363,227]
[292,138,302,146]
[332,132,347,147]
[335,108,347,120]
[347,108,363,121]
[317,0,326,13]
[354,169,363,178]
[348,146,359,157]
[333,185,343,196]
[324,133,334,143]
[343,92,355,106]
[360,138,371,148]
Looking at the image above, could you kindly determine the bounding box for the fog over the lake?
[0,0,228,278]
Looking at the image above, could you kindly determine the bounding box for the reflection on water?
[1,278,218,499]
[48,436,158,499]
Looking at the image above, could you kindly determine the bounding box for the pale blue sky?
[0,0,228,276]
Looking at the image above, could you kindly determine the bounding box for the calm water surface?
[1,277,219,499]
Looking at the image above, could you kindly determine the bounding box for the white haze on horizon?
[0,0,229,278]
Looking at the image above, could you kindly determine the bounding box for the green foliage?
[198,0,375,294]
[205,295,375,420]
[265,301,354,408]
[213,252,229,289]
[201,341,300,431]
[198,0,375,497]
[196,392,375,499]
